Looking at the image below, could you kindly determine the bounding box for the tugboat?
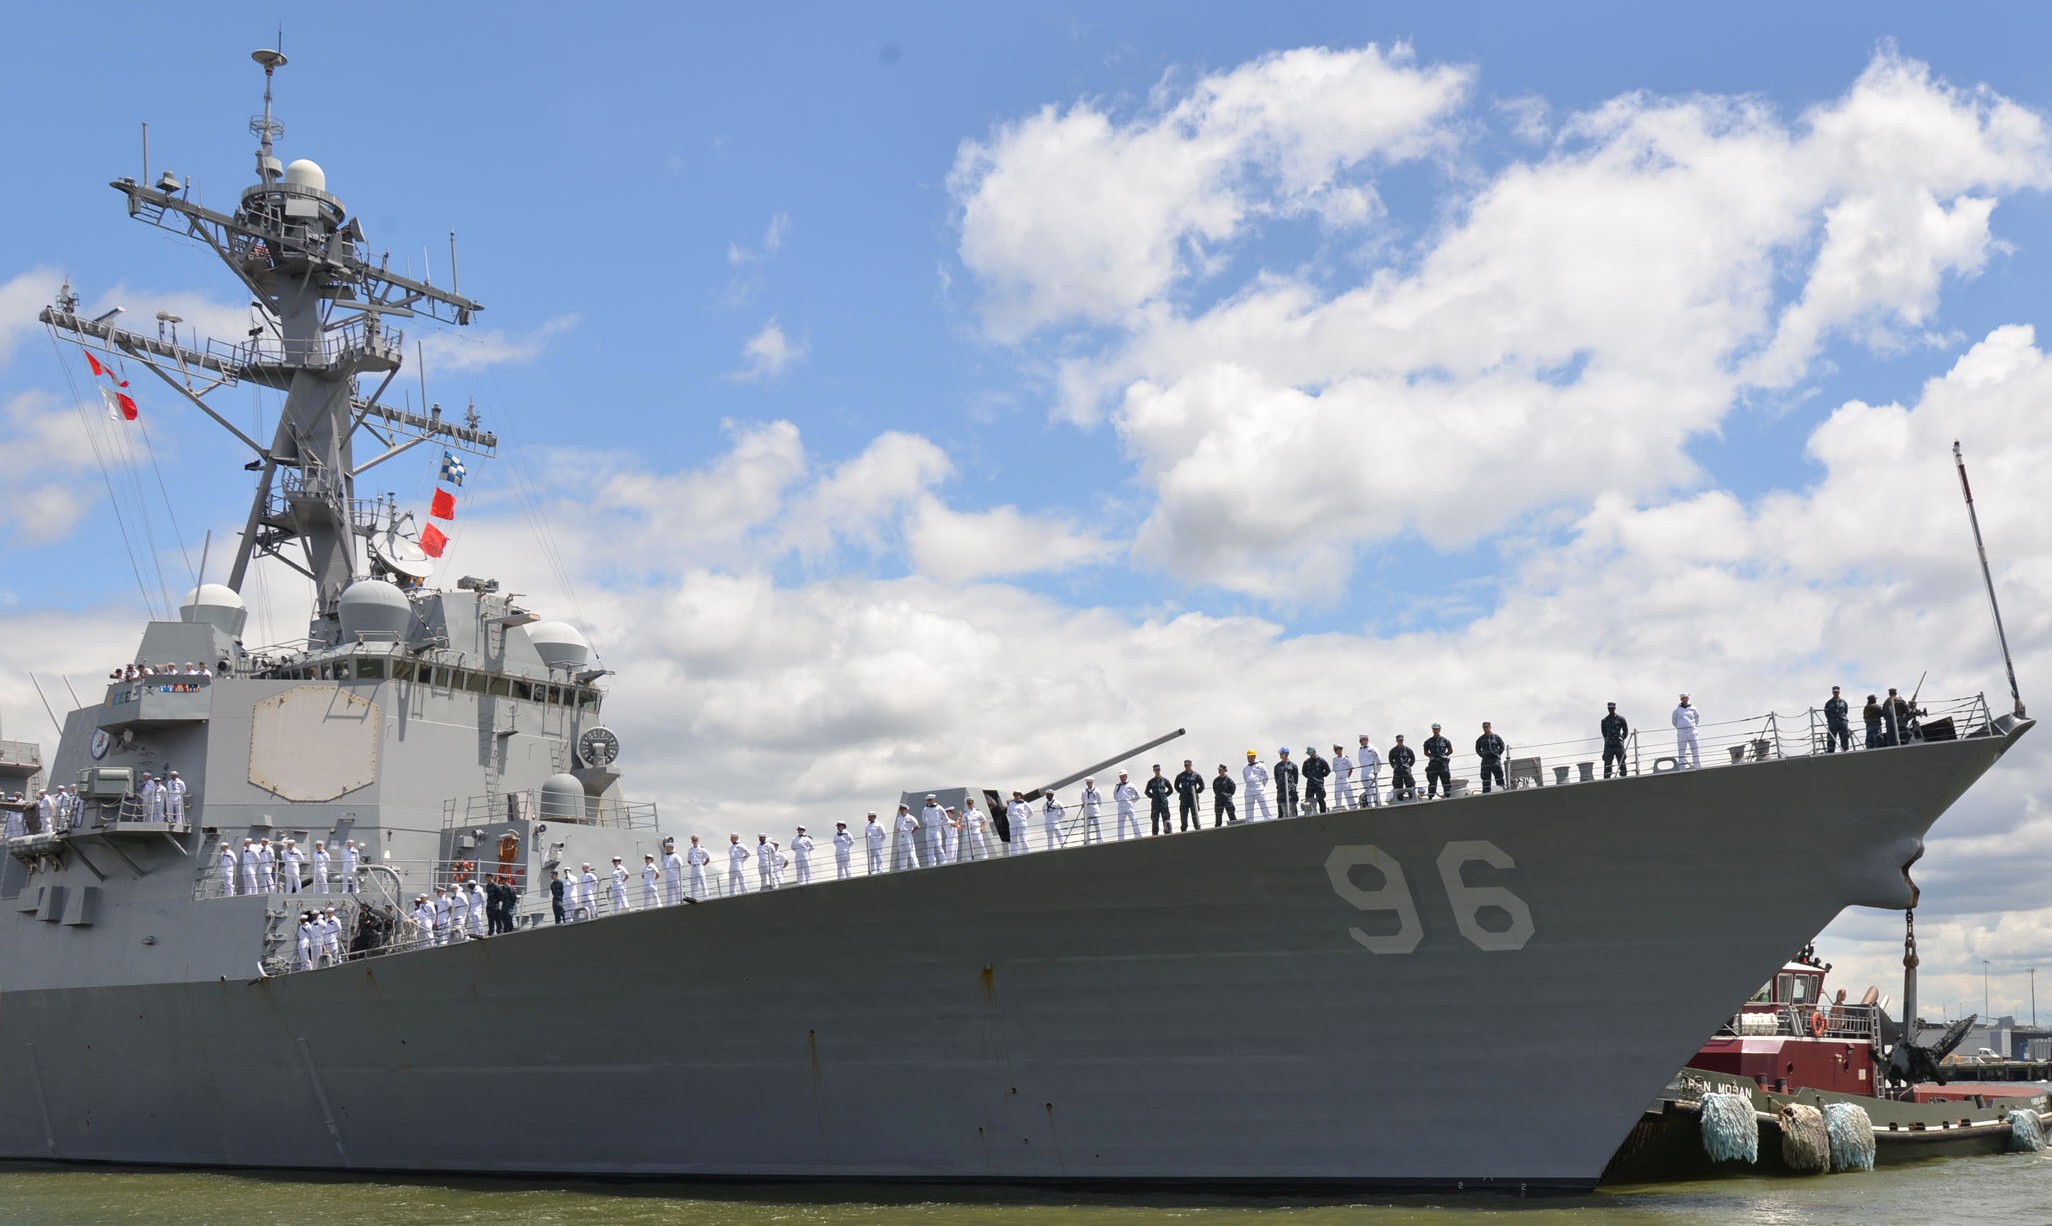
[0,46,2037,1192]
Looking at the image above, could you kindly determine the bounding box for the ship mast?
[40,47,496,642]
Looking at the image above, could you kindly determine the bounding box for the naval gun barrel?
[1026,727,1188,801]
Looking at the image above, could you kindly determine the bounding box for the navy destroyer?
[0,50,2033,1192]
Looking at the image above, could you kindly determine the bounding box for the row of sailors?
[4,773,193,839]
[295,907,346,969]
[402,878,512,948]
[218,837,363,895]
[111,661,214,680]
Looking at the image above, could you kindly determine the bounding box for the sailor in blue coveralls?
[1601,703,1630,777]
[1823,686,1852,752]
[1422,725,1454,798]
[1475,722,1507,794]
[1273,748,1300,817]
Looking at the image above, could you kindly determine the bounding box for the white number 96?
[1325,841,1535,953]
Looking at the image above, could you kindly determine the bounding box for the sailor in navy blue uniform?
[1143,765,1174,836]
[1172,760,1206,832]
[1475,722,1507,794]
[1823,686,1851,752]
[1273,748,1300,817]
[1422,725,1453,798]
[1211,764,1237,825]
[1300,746,1330,813]
[1601,703,1629,777]
[1386,736,1416,799]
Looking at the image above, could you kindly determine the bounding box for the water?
[2,1154,2047,1226]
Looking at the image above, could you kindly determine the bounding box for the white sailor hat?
[611,855,622,862]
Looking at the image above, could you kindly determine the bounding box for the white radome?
[283,158,326,191]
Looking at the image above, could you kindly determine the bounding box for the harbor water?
[2,1153,2047,1226]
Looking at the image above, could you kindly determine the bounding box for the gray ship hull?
[0,722,2026,1190]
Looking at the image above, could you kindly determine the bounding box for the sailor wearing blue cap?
[1273,747,1300,818]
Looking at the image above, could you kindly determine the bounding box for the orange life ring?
[1809,1010,1828,1038]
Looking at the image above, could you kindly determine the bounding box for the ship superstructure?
[0,51,2034,1192]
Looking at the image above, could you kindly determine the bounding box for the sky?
[2,3,2051,1026]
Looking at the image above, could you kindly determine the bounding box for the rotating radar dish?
[370,530,435,582]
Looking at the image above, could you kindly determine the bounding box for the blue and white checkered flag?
[439,450,466,487]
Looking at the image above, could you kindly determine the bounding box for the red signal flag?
[419,523,449,558]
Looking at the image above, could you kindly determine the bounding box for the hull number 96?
[1324,841,1535,953]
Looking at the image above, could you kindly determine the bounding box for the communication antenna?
[1952,441,2024,718]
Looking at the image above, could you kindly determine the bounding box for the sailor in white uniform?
[608,857,630,913]
[35,790,54,834]
[756,836,776,890]
[256,838,278,892]
[239,838,260,894]
[1332,746,1356,808]
[939,810,960,865]
[1112,772,1141,842]
[296,912,316,970]
[793,827,815,884]
[1673,694,1701,768]
[920,797,949,865]
[312,840,331,894]
[166,768,188,823]
[280,839,304,893]
[341,839,360,892]
[140,773,163,822]
[1242,752,1273,821]
[1080,778,1104,845]
[578,863,598,917]
[218,842,239,895]
[833,822,854,879]
[446,884,467,941]
[686,836,710,900]
[413,896,436,949]
[1005,792,1034,853]
[864,812,885,874]
[963,799,993,860]
[1356,736,1382,807]
[635,854,659,909]
[1042,792,1067,848]
[321,907,344,965]
[663,842,687,905]
[468,881,488,937]
[727,835,750,895]
[433,885,455,944]
[893,805,922,870]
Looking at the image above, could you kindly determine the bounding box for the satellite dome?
[179,583,248,638]
[283,159,326,191]
[336,578,412,642]
[539,773,586,822]
[525,621,591,670]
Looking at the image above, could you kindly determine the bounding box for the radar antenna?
[39,49,493,644]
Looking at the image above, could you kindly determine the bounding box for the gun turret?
[1026,727,1188,801]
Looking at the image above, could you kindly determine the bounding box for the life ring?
[1809,1010,1828,1038]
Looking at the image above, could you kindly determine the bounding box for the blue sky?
[4,4,2052,1017]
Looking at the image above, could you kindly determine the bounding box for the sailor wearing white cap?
[727,835,750,895]
[833,822,853,879]
[256,838,278,892]
[166,768,187,823]
[641,853,662,908]
[1042,792,1067,848]
[140,772,164,822]
[1356,736,1382,807]
[865,812,886,874]
[685,836,709,900]
[1241,752,1273,822]
[468,880,488,937]
[1332,745,1356,808]
[434,885,455,944]
[963,798,993,860]
[663,840,687,905]
[756,836,776,890]
[280,839,304,894]
[773,840,790,887]
[444,881,468,937]
[1004,792,1034,853]
[609,856,630,913]
[793,827,815,884]
[1080,778,1104,845]
[296,911,316,970]
[1112,772,1141,841]
[312,840,331,894]
[34,789,53,834]
[320,907,343,965]
[239,837,260,893]
[413,895,436,948]
[341,839,360,892]
[577,863,598,918]
[218,841,239,896]
[894,804,922,871]
[920,796,949,865]
[1672,693,1701,768]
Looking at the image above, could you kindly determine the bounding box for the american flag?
[440,451,466,487]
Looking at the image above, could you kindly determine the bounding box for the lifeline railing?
[236,693,2005,975]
